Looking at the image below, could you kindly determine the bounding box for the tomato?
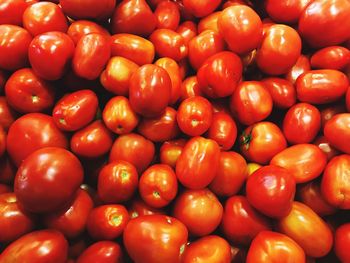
[67,20,110,45]
[98,160,138,204]
[60,0,116,20]
[53,89,99,131]
[198,11,221,33]
[177,96,212,136]
[110,34,155,66]
[100,57,139,96]
[5,68,55,113]
[111,0,156,36]
[230,81,273,126]
[324,113,350,154]
[138,107,179,142]
[73,33,111,80]
[180,76,202,101]
[265,0,312,24]
[123,215,188,263]
[0,97,17,131]
[247,231,306,263]
[0,156,16,184]
[298,0,350,47]
[182,0,221,17]
[7,113,68,166]
[28,31,75,80]
[261,77,296,109]
[218,5,262,55]
[183,235,231,263]
[154,1,180,30]
[221,195,271,245]
[313,136,340,161]
[160,139,186,168]
[70,120,114,158]
[43,189,93,239]
[240,122,287,164]
[277,202,333,258]
[176,137,220,189]
[109,133,155,173]
[0,229,68,263]
[76,241,123,263]
[256,24,301,75]
[311,46,350,70]
[283,103,321,144]
[129,64,171,117]
[102,96,139,135]
[22,2,68,36]
[0,193,35,243]
[270,144,327,183]
[176,21,197,44]
[285,54,311,84]
[188,30,226,70]
[87,204,129,240]
[0,0,28,26]
[320,104,346,130]
[128,197,165,218]
[335,223,350,263]
[0,25,32,71]
[346,88,350,112]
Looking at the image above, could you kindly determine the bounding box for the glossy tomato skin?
[285,54,311,84]
[182,235,231,263]
[240,122,287,164]
[311,46,350,70]
[53,89,99,131]
[129,64,171,118]
[160,139,186,168]
[265,0,312,24]
[98,160,138,204]
[180,76,202,101]
[335,223,350,263]
[177,21,197,45]
[230,81,273,126]
[128,197,166,218]
[321,155,350,209]
[7,113,68,166]
[283,103,321,144]
[0,97,17,131]
[0,229,68,263]
[22,2,68,36]
[154,1,180,30]
[257,24,301,75]
[28,31,75,80]
[73,33,111,80]
[0,156,17,184]
[123,215,188,263]
[0,25,32,71]
[320,104,346,130]
[176,137,220,189]
[0,0,29,26]
[261,77,296,109]
[5,68,55,113]
[67,20,110,45]
[182,0,221,17]
[76,241,123,263]
[313,135,340,161]
[218,5,262,54]
[298,0,350,47]
[198,11,221,33]
[247,231,306,263]
[221,195,271,245]
[60,0,116,20]
[277,201,333,258]
[271,144,327,184]
[324,113,350,154]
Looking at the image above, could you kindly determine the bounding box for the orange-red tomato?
[180,76,202,101]
[0,0,29,26]
[76,241,123,263]
[67,20,110,45]
[320,104,346,130]
[261,77,296,109]
[311,46,350,70]
[285,54,311,84]
[335,223,350,263]
[265,0,312,24]
[160,139,186,168]
[324,113,350,154]
[60,0,116,20]
[154,1,180,30]
[313,135,340,161]
[128,197,166,218]
[198,11,221,33]
[176,21,197,44]
[182,0,221,17]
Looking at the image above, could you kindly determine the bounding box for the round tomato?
[128,197,165,219]
[160,139,186,168]
[324,113,350,154]
[261,77,296,109]
[154,1,180,30]
[76,241,123,263]
[198,11,221,33]
[0,0,29,26]
[67,20,110,45]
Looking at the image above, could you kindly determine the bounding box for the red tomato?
[154,1,180,30]
[209,151,247,197]
[60,0,116,20]
[180,76,202,101]
[176,137,220,189]
[77,241,123,263]
[256,24,301,75]
[230,81,273,126]
[320,104,346,130]
[298,0,350,47]
[129,64,171,117]
[221,195,271,245]
[14,147,83,213]
[23,2,68,36]
[247,231,306,263]
[313,135,340,161]
[198,11,221,33]
[73,33,111,80]
[335,223,350,263]
[347,87,350,112]
[160,139,186,168]
[0,230,68,263]
[324,113,350,154]
[265,0,312,24]
[28,31,75,80]
[311,46,350,70]
[109,133,155,173]
[176,21,197,44]
[277,202,333,258]
[0,25,32,71]
[98,160,138,204]
[111,0,156,36]
[102,96,139,135]
[5,68,55,113]
[67,20,110,45]
[0,156,17,184]
[128,197,165,218]
[7,113,68,166]
[182,0,221,17]
[0,96,17,131]
[53,89,99,131]
[240,122,287,164]
[43,189,93,239]
[285,54,311,84]
[183,235,231,263]
[123,215,188,263]
[261,77,296,109]
[282,103,321,144]
[0,0,28,26]
[270,144,327,183]
[87,204,129,240]
[218,5,262,55]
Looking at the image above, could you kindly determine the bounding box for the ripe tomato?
[265,0,312,24]
[313,136,340,161]
[60,0,116,20]
[277,202,333,258]
[182,0,221,17]
[128,197,165,218]
[261,77,296,109]
[76,241,123,263]
[320,104,346,130]
[67,20,110,45]
[0,96,16,131]
[285,54,311,84]
[0,0,28,26]
[311,46,350,70]
[176,137,220,189]
[324,113,350,154]
[176,21,197,44]
[335,223,350,263]
[160,139,186,168]
[154,1,180,30]
[180,76,202,101]
[123,215,188,263]
[198,11,221,33]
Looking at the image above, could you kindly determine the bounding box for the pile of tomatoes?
[1,0,350,262]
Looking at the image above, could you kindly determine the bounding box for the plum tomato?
[60,0,116,20]
[324,113,350,154]
[310,46,350,70]
[76,241,123,263]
